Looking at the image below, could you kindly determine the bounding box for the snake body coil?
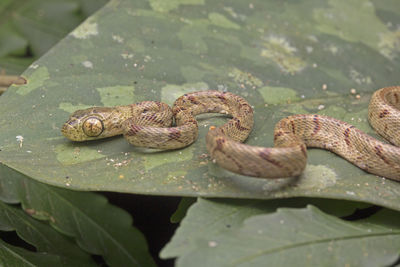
[62,87,400,181]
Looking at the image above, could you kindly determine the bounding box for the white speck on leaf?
[16,135,24,147]
[29,64,39,69]
[121,53,134,59]
[208,241,218,247]
[112,34,124,43]
[71,20,98,39]
[82,61,93,68]
[144,55,152,62]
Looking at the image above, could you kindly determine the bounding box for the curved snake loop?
[62,87,400,181]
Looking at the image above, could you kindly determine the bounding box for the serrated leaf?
[161,198,370,258]
[0,201,95,266]
[0,0,399,209]
[0,239,81,267]
[162,199,400,266]
[0,163,156,267]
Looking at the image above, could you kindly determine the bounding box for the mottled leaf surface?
[161,198,400,266]
[0,0,399,208]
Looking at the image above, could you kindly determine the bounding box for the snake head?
[61,107,118,141]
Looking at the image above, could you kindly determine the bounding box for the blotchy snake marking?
[62,87,400,181]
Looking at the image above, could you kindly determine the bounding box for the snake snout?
[61,120,81,141]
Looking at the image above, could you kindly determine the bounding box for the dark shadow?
[341,206,382,221]
[100,192,181,267]
[0,230,36,252]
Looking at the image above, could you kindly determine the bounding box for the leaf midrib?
[231,231,400,265]
[1,240,38,267]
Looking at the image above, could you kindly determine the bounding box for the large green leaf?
[161,198,400,266]
[0,163,156,266]
[0,0,399,208]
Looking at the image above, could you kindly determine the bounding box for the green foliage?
[0,0,108,74]
[0,201,95,266]
[170,198,197,223]
[0,164,155,266]
[0,239,86,267]
[0,0,400,265]
[162,198,400,266]
[0,0,399,210]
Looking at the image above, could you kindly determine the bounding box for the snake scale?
[62,86,400,181]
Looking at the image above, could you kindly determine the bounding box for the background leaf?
[161,198,400,266]
[0,163,156,266]
[0,239,86,267]
[0,201,95,266]
[170,197,196,223]
[0,0,108,74]
[0,1,399,208]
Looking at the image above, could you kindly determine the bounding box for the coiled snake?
[62,86,400,181]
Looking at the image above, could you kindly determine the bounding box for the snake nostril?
[61,124,70,134]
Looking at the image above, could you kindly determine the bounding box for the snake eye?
[82,117,104,137]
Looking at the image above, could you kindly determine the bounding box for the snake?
[61,86,400,181]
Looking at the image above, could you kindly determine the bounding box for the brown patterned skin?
[61,101,173,141]
[122,91,253,149]
[62,87,400,181]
